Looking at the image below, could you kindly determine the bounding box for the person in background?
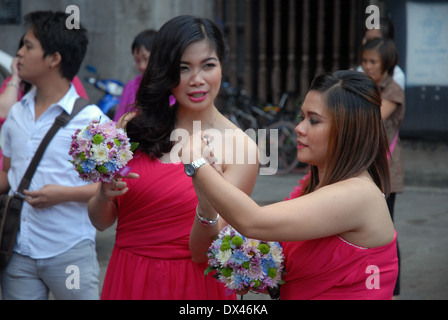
[88,15,259,300]
[361,37,405,298]
[183,70,399,300]
[358,17,405,90]
[113,29,157,122]
[0,10,104,300]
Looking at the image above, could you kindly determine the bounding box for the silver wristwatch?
[184,158,207,177]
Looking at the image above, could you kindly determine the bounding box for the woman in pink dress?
[185,70,399,300]
[88,15,259,300]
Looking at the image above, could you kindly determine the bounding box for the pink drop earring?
[169,95,176,107]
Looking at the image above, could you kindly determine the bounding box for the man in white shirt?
[0,11,106,300]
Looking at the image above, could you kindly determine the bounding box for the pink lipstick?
[188,91,207,102]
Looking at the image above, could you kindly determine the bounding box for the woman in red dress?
[88,15,259,300]
[185,70,399,300]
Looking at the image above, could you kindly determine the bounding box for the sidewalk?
[401,139,448,189]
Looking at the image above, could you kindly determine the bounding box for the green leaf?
[130,142,139,152]
[204,266,214,276]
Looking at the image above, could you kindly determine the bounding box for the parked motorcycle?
[85,65,123,119]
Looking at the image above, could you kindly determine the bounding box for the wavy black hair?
[126,15,227,159]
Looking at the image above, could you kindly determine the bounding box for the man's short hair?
[24,10,88,81]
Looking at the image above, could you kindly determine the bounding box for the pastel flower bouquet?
[205,225,285,295]
[69,119,138,183]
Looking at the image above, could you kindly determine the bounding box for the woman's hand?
[11,57,20,79]
[98,172,139,202]
[24,185,66,208]
[88,172,139,231]
[180,130,216,165]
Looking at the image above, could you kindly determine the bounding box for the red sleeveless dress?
[280,232,398,300]
[101,152,235,300]
[280,174,399,300]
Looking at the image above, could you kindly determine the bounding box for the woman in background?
[113,29,157,121]
[361,37,405,297]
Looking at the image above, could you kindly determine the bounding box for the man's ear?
[48,52,62,69]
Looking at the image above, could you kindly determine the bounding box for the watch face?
[185,164,195,177]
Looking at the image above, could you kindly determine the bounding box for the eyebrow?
[301,110,328,121]
[180,57,219,65]
[301,110,324,117]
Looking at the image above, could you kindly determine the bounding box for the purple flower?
[68,119,138,183]
[205,225,285,293]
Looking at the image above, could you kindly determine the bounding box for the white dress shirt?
[2,85,108,259]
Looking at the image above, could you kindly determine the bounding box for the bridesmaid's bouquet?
[69,119,138,183]
[205,225,285,294]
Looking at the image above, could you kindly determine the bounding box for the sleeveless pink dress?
[101,152,235,300]
[280,233,398,300]
[280,174,399,300]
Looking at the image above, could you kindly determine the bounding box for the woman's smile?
[188,91,208,102]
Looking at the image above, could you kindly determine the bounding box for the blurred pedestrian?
[0,10,104,300]
[113,29,157,122]
[358,17,405,90]
[361,37,405,298]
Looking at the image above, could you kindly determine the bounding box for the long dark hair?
[302,70,391,196]
[126,15,227,159]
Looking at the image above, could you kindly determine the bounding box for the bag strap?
[15,98,90,196]
[387,131,399,161]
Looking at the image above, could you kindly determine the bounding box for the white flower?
[242,239,261,253]
[216,249,232,266]
[221,227,232,238]
[269,243,284,264]
[90,143,110,164]
[116,149,133,166]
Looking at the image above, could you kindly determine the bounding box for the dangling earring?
[169,95,176,107]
